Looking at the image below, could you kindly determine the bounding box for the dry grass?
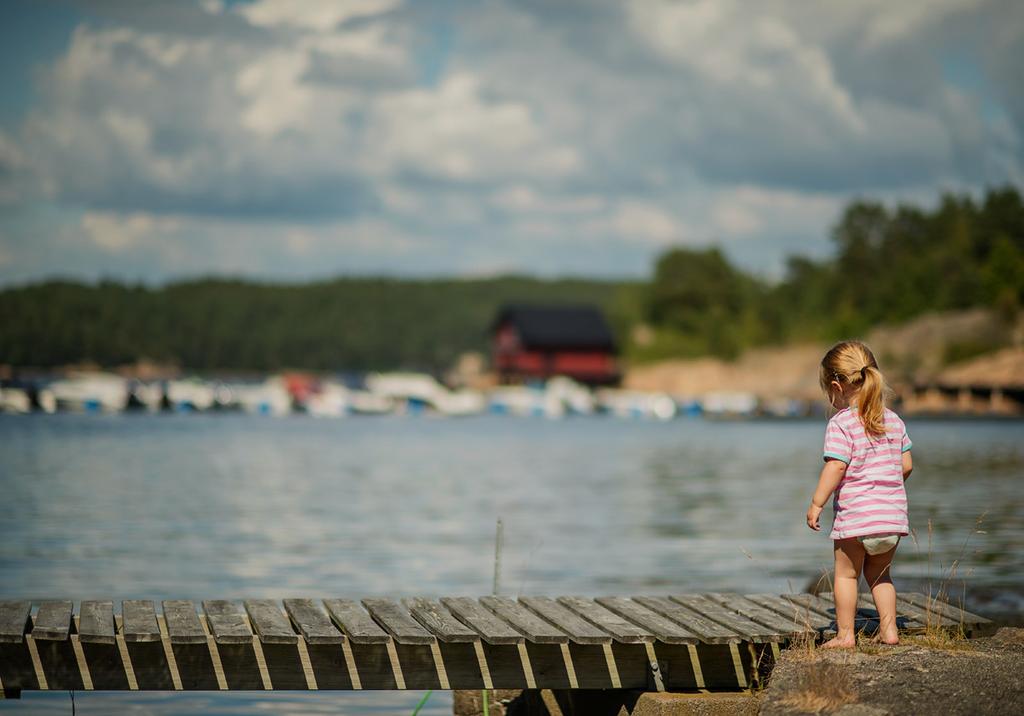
[852,636,889,656]
[906,513,987,652]
[912,593,973,651]
[905,630,975,652]
[776,661,858,714]
[783,630,824,663]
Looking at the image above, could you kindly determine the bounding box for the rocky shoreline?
[453,628,1024,715]
[760,628,1024,715]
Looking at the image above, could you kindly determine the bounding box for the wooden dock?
[0,593,990,696]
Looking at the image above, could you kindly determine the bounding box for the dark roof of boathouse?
[492,304,617,352]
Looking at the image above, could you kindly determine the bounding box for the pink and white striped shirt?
[823,407,912,540]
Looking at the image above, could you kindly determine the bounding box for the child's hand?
[806,503,823,531]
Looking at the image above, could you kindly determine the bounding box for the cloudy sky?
[0,0,1021,285]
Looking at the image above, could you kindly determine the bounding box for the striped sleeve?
[823,416,852,463]
[901,423,913,453]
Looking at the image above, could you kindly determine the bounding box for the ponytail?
[820,340,889,438]
[858,365,885,437]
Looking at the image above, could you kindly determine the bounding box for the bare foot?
[871,630,900,645]
[821,635,856,649]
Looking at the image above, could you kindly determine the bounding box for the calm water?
[1,413,1022,714]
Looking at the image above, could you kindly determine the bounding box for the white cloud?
[860,0,986,47]
[0,130,27,204]
[367,72,581,181]
[709,186,843,240]
[626,0,861,130]
[0,0,1020,283]
[607,200,688,246]
[235,48,319,137]
[490,185,604,215]
[237,0,401,32]
[81,211,180,252]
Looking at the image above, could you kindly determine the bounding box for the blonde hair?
[819,340,887,437]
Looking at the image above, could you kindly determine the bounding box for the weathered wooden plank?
[305,642,355,688]
[78,601,115,645]
[853,593,926,630]
[162,601,206,644]
[201,601,252,644]
[440,597,524,645]
[651,643,702,689]
[742,594,832,632]
[609,642,652,688]
[889,594,960,628]
[403,598,478,643]
[0,590,996,692]
[523,642,571,686]
[633,596,741,644]
[566,643,612,687]
[818,592,925,630]
[557,596,655,644]
[169,641,219,689]
[0,641,39,689]
[32,601,73,641]
[7,636,760,691]
[395,642,444,689]
[0,602,31,643]
[479,597,568,644]
[121,601,161,642]
[436,641,484,688]
[243,600,297,645]
[259,642,307,689]
[124,641,174,689]
[670,594,781,643]
[283,599,344,645]
[35,638,83,688]
[346,642,397,688]
[80,641,129,689]
[706,593,813,638]
[323,599,390,645]
[780,593,837,620]
[518,597,611,645]
[361,598,434,645]
[214,643,262,689]
[815,593,925,631]
[595,597,700,645]
[899,592,992,628]
[479,642,526,687]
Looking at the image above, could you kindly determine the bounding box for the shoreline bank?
[760,627,1024,715]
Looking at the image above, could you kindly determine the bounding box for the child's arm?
[806,459,847,531]
[902,450,913,480]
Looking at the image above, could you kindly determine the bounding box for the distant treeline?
[1,186,1022,371]
[638,185,1024,361]
[0,276,641,372]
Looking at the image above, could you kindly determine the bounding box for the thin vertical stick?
[493,518,504,596]
[486,517,504,716]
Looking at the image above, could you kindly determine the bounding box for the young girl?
[806,340,913,648]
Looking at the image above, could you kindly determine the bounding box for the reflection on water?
[1,414,1021,713]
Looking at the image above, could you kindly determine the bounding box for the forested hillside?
[637,186,1024,360]
[0,276,641,371]
[2,186,1021,371]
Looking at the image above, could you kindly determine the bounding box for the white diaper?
[859,533,900,555]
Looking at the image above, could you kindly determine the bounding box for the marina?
[0,371,737,420]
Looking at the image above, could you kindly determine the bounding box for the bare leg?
[822,538,864,648]
[863,546,899,644]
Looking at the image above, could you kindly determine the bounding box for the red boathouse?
[492,304,620,386]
